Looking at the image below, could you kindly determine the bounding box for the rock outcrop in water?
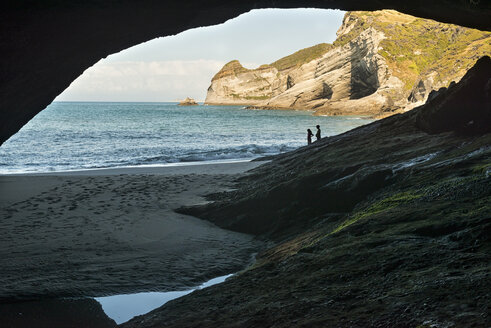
[205,10,491,118]
[178,97,198,106]
[123,57,491,327]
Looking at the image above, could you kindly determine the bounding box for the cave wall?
[1,0,490,146]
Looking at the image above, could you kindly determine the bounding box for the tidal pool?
[95,274,233,324]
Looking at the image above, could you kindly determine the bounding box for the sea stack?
[178,97,198,106]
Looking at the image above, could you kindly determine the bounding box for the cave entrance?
[1,6,489,174]
[2,9,380,174]
[0,4,489,325]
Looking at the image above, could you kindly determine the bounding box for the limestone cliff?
[205,10,491,117]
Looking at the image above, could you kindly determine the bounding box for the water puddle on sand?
[95,274,233,324]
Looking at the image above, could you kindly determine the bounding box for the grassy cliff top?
[211,10,490,93]
[210,42,335,81]
[211,60,250,81]
[270,43,334,71]
[335,10,491,90]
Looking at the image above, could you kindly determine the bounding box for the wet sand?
[0,161,266,302]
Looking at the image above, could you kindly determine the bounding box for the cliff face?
[205,61,279,105]
[205,10,491,117]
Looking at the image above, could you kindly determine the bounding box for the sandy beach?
[0,161,266,302]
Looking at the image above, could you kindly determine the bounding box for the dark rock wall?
[416,56,491,135]
[1,0,490,146]
[0,298,116,328]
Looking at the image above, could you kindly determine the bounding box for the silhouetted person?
[307,129,314,145]
[315,125,321,141]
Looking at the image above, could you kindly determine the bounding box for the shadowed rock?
[138,57,491,327]
[416,55,491,134]
[0,298,116,328]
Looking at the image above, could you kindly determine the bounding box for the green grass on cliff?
[270,43,334,71]
[211,60,250,81]
[211,10,490,101]
[243,95,270,100]
[334,10,491,90]
[212,43,334,81]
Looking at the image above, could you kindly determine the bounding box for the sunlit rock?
[205,10,491,118]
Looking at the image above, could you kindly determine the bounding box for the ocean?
[0,102,373,174]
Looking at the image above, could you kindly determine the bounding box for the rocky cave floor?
[123,61,490,327]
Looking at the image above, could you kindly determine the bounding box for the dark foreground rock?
[122,57,490,327]
[0,298,116,328]
[416,56,491,135]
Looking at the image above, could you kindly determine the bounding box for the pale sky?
[56,8,345,102]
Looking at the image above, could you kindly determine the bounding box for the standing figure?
[307,129,314,145]
[316,125,321,141]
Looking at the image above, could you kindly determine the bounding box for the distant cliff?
[205,10,490,117]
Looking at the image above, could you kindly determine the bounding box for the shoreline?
[0,161,266,305]
[0,159,267,176]
[204,102,385,118]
